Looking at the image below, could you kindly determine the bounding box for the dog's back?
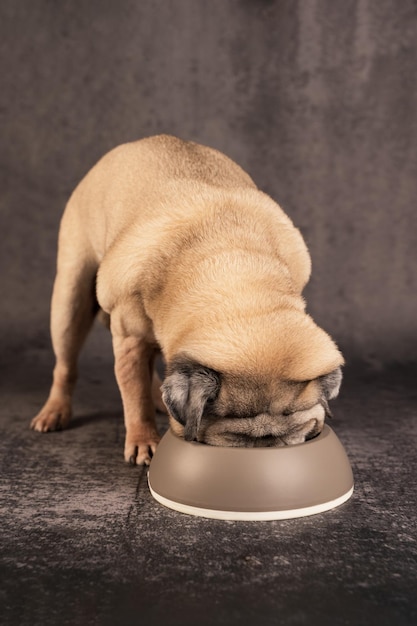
[66,135,256,256]
[87,137,311,339]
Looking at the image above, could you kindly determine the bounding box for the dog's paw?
[124,427,161,466]
[30,399,72,433]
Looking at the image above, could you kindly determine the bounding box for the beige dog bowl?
[148,425,354,521]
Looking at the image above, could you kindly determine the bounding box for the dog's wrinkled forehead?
[215,373,300,417]
[162,355,286,421]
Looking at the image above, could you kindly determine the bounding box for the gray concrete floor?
[0,324,416,626]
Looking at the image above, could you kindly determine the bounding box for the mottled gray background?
[1,0,416,368]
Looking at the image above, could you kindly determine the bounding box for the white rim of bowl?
[148,478,354,521]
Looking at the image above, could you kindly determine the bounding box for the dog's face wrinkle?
[199,401,326,447]
[215,432,288,448]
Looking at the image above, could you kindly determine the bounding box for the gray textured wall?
[1,0,416,368]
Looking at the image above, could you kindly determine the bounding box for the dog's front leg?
[112,333,160,465]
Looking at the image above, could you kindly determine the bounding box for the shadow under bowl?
[148,425,354,521]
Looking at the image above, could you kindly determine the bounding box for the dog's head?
[161,311,344,447]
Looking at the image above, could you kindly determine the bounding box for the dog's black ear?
[320,366,343,400]
[318,366,343,419]
[161,357,221,441]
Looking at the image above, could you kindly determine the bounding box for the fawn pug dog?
[31,135,344,465]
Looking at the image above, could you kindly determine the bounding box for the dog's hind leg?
[31,209,98,432]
